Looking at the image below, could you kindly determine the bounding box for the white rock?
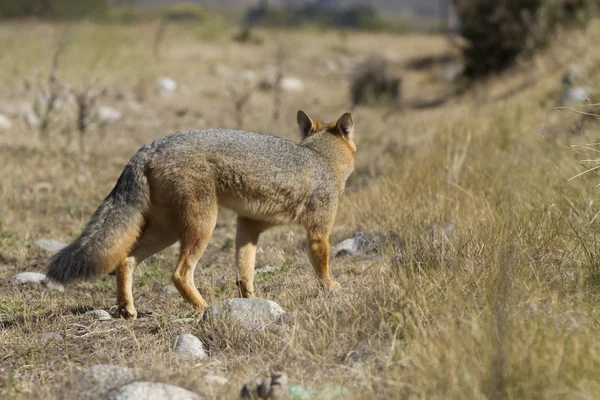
[333,237,361,256]
[74,365,137,399]
[157,77,177,92]
[97,106,122,123]
[204,298,285,330]
[280,76,304,92]
[0,113,12,130]
[237,70,256,84]
[561,87,589,104]
[36,332,64,342]
[215,63,233,77]
[6,272,64,292]
[21,105,40,128]
[254,266,280,276]
[203,374,229,385]
[35,238,67,253]
[8,271,46,284]
[85,309,113,321]
[106,382,202,400]
[171,317,195,324]
[162,285,179,295]
[173,334,207,362]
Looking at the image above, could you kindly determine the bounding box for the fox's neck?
[302,134,355,191]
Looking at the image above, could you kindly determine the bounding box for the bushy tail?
[46,159,150,285]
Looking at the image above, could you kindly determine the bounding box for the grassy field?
[2,18,600,399]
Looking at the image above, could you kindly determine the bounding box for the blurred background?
[4,1,600,399]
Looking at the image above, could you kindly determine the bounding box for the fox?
[44,110,356,319]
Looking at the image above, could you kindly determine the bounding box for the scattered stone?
[203,298,285,330]
[157,76,177,92]
[72,365,138,399]
[173,334,207,362]
[215,63,233,78]
[36,332,63,342]
[106,382,202,400]
[280,77,304,92]
[237,70,256,84]
[97,106,122,123]
[561,87,589,105]
[0,113,12,130]
[254,266,280,276]
[333,237,361,256]
[85,310,113,321]
[162,285,179,295]
[203,374,228,385]
[171,317,195,324]
[35,238,67,253]
[240,372,288,399]
[21,104,40,128]
[6,272,64,292]
[333,232,382,257]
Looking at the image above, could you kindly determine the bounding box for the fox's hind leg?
[172,199,217,310]
[236,217,273,298]
[117,217,178,319]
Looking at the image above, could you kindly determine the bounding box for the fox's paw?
[118,305,138,320]
[325,280,341,293]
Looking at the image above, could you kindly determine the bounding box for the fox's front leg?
[307,231,340,292]
[236,217,271,298]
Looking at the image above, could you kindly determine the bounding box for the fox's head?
[296,110,356,153]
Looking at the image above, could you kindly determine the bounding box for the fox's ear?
[297,110,315,139]
[336,113,354,139]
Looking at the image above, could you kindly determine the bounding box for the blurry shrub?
[350,57,402,107]
[162,2,205,22]
[453,0,595,78]
[244,2,387,31]
[0,0,109,19]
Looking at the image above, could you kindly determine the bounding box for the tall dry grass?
[1,19,600,399]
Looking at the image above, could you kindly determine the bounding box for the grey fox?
[45,110,356,319]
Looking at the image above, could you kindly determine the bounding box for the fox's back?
[142,129,336,224]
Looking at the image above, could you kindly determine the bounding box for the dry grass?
[2,19,600,399]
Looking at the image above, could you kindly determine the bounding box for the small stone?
[162,285,179,295]
[173,334,207,362]
[85,310,112,321]
[0,113,12,130]
[561,87,589,104]
[71,364,138,400]
[6,272,64,292]
[254,266,279,276]
[21,105,40,128]
[203,374,228,385]
[237,70,256,84]
[35,238,67,253]
[36,332,63,342]
[204,298,285,330]
[280,76,304,92]
[157,77,177,92]
[97,106,122,123]
[171,317,195,324]
[333,237,361,257]
[106,382,202,400]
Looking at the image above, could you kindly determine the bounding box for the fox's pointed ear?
[297,110,315,139]
[336,113,354,139]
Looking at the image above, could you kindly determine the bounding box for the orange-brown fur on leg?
[171,198,217,310]
[236,217,273,298]
[116,257,137,319]
[307,231,340,292]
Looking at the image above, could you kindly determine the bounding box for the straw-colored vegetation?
[1,17,600,399]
